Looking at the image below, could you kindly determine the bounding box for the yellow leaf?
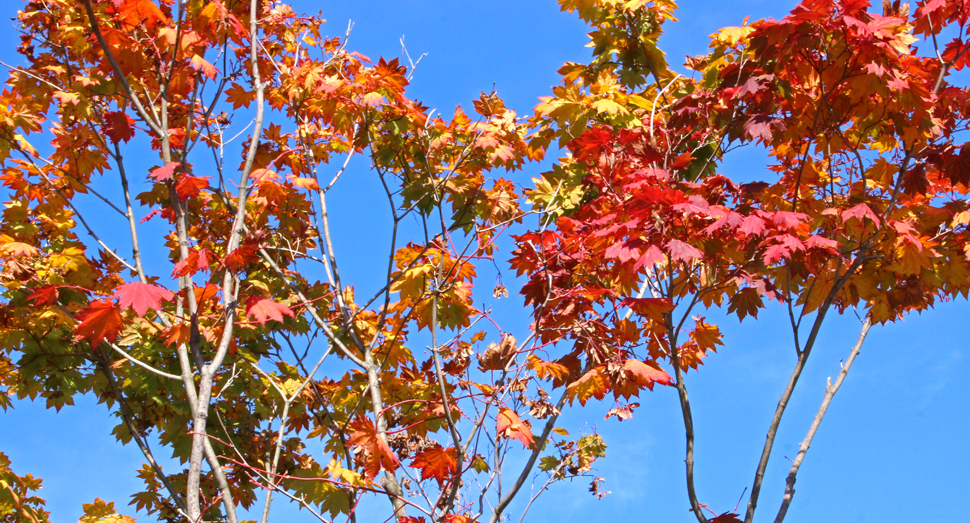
[592,98,626,115]
[711,26,755,47]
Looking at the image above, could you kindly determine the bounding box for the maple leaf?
[289,176,320,190]
[0,241,39,257]
[347,418,400,480]
[710,512,743,523]
[689,320,723,352]
[223,245,259,272]
[633,244,665,271]
[80,498,135,523]
[172,249,215,278]
[245,297,295,325]
[361,92,385,107]
[728,287,763,321]
[174,175,210,200]
[763,243,791,264]
[150,162,181,181]
[527,354,571,386]
[27,285,59,306]
[112,282,174,317]
[670,151,695,170]
[190,54,218,80]
[53,90,80,105]
[566,367,609,406]
[103,111,136,143]
[621,359,673,391]
[666,239,703,263]
[410,444,458,485]
[621,297,675,321]
[743,114,784,143]
[496,408,534,448]
[225,82,255,109]
[842,203,881,225]
[605,239,641,263]
[902,165,930,195]
[944,143,970,186]
[74,300,123,347]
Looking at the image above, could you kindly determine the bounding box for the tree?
[0,1,967,522]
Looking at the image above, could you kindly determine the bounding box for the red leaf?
[805,235,839,251]
[667,239,703,263]
[944,142,970,186]
[113,282,174,317]
[902,165,930,195]
[842,203,881,225]
[671,151,695,170]
[150,162,181,181]
[743,114,784,143]
[739,215,767,236]
[710,512,743,523]
[347,418,400,480]
[496,408,534,448]
[140,209,163,223]
[223,245,258,272]
[103,111,135,143]
[604,240,640,264]
[728,287,763,321]
[941,38,970,71]
[770,211,808,229]
[172,249,215,278]
[763,243,791,264]
[410,444,458,485]
[633,244,665,271]
[74,300,123,347]
[245,297,294,325]
[569,126,614,163]
[27,285,59,306]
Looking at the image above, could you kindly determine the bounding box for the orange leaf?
[190,54,218,80]
[689,319,723,353]
[225,82,255,109]
[526,354,571,386]
[620,297,675,322]
[174,175,211,200]
[410,444,458,485]
[565,367,609,406]
[0,242,39,257]
[74,300,123,347]
[496,408,534,448]
[347,418,400,480]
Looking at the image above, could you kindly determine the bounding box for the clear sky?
[1,1,968,522]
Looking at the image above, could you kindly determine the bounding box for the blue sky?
[1,1,968,522]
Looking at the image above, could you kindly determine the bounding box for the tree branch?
[774,317,872,523]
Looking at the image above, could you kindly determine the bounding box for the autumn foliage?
[1,0,969,522]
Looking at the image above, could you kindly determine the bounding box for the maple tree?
[0,0,968,522]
